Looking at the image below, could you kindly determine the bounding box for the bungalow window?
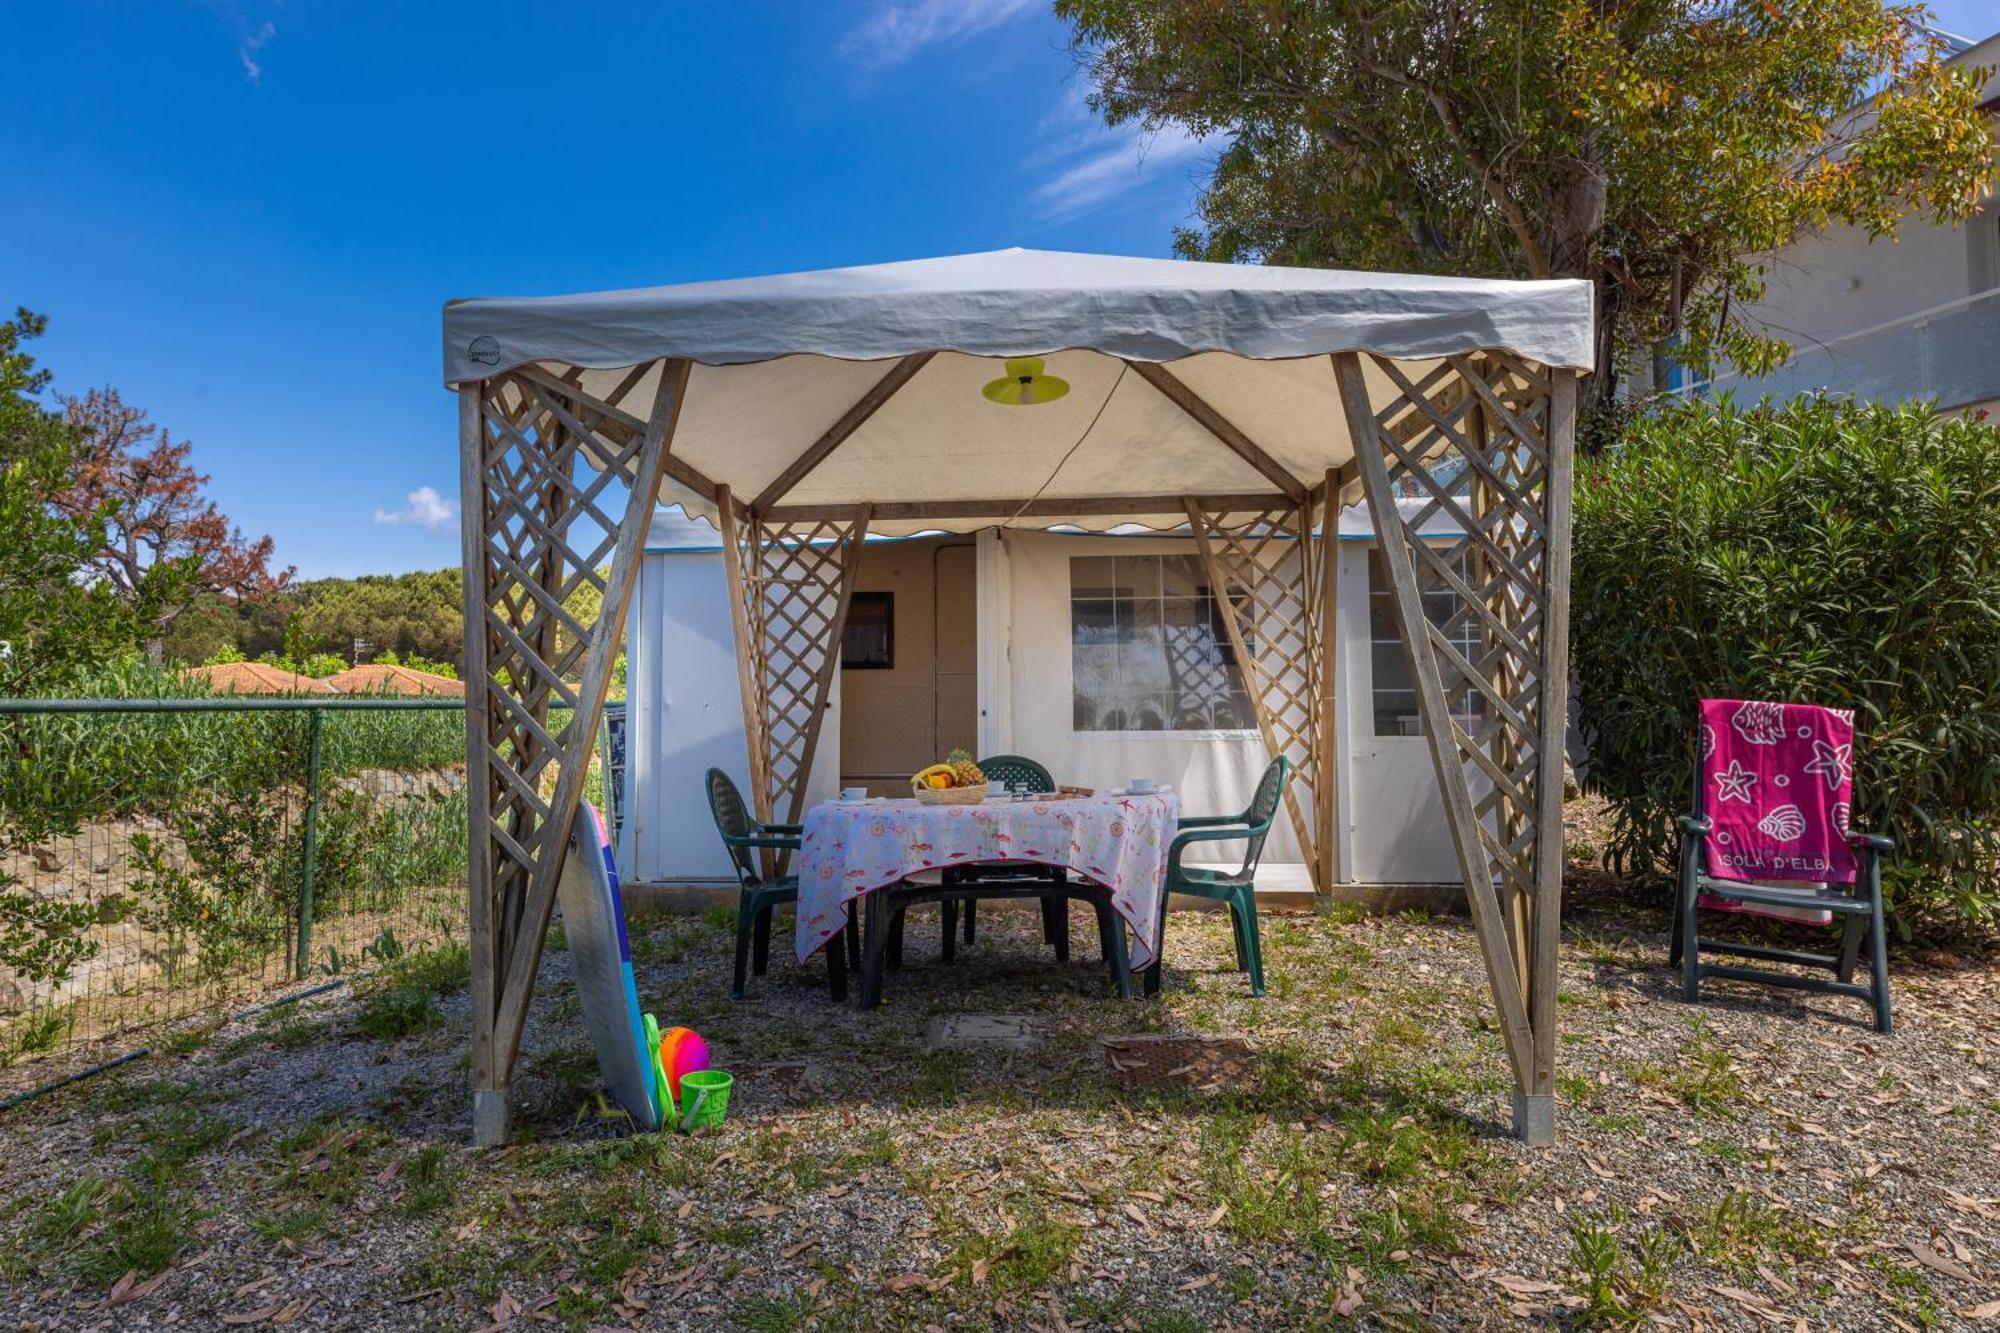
[1368,549,1488,737]
[841,591,893,669]
[1069,555,1255,732]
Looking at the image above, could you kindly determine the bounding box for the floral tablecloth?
[794,792,1181,970]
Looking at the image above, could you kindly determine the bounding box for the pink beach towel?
[1697,698,1857,924]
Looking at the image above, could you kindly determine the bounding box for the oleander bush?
[1573,396,2000,932]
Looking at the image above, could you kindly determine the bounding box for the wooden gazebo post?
[1332,351,1576,1145]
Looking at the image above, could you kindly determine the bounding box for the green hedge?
[1572,396,2000,931]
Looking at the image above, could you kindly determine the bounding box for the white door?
[933,543,979,758]
[625,546,843,884]
[1340,541,1474,885]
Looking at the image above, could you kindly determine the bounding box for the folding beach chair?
[1670,699,1894,1032]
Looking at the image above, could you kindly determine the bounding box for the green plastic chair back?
[1221,756,1288,880]
[976,754,1056,794]
[705,767,762,887]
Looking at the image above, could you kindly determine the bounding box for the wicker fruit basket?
[911,781,988,806]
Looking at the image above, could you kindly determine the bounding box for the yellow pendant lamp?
[981,356,1071,406]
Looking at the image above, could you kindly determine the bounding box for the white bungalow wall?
[620,510,1466,892]
[621,512,843,883]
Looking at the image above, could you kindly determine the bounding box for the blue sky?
[5,1,1214,578]
[6,1,1994,578]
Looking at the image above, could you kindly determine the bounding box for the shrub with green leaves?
[0,660,467,1001]
[1573,396,2000,931]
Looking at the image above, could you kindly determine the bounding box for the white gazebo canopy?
[444,247,1592,534]
[446,246,1590,1150]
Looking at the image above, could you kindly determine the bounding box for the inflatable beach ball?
[657,1027,710,1105]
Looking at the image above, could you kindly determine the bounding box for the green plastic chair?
[942,754,1071,951]
[976,754,1057,793]
[1145,756,1288,999]
[705,768,850,1002]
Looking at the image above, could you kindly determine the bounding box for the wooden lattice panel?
[721,503,872,830]
[1184,501,1322,879]
[1334,350,1574,1103]
[1394,359,1545,904]
[462,361,686,1114]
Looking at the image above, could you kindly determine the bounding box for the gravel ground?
[1,807,1996,1331]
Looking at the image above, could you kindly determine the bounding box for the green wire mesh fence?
[0,698,473,1093]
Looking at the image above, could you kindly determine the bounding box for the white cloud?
[1028,86,1209,222]
[1033,124,1206,221]
[837,0,1039,75]
[195,1,277,84]
[238,20,275,83]
[373,486,459,537]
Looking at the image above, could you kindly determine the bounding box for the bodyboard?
[556,799,661,1130]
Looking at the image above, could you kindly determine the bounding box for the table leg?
[859,889,888,1010]
[1106,913,1133,1000]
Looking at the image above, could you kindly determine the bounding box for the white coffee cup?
[841,786,868,802]
[1128,777,1156,794]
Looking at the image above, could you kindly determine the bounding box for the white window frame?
[1067,552,1259,738]
[1365,544,1486,739]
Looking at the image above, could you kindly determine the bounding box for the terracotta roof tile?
[183,662,340,695]
[323,663,465,697]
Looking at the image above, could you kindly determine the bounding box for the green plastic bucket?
[676,1070,733,1133]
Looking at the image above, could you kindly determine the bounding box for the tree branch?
[1364,59,1551,278]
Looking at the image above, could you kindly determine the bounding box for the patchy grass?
[1625,1021,1743,1117]
[730,1291,815,1331]
[351,941,470,1041]
[1568,1212,1679,1324]
[1683,1189,1824,1278]
[354,985,440,1040]
[24,1104,238,1288]
[249,1201,331,1244]
[0,836,1993,1329]
[399,1142,456,1217]
[947,1195,1081,1294]
[274,1119,390,1208]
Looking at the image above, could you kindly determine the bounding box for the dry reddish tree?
[58,388,292,656]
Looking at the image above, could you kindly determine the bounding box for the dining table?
[792,789,1182,993]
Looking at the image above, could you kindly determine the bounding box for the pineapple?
[947,748,985,787]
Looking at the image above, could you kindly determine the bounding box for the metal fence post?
[295,707,325,980]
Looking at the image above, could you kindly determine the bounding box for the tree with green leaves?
[0,310,134,987]
[0,311,133,695]
[1059,0,1994,427]
[282,568,464,670]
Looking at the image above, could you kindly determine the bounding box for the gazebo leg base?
[1511,1089,1555,1147]
[473,1087,510,1147]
